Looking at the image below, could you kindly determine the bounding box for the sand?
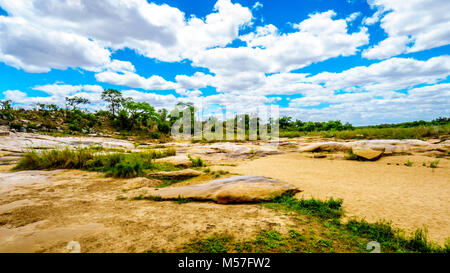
[219,153,450,245]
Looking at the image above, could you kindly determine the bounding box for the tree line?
[0,89,448,138]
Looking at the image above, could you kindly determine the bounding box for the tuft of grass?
[210,169,229,179]
[133,195,163,201]
[175,195,194,204]
[405,160,413,167]
[429,160,439,168]
[187,154,205,167]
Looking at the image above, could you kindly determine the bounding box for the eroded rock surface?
[298,139,448,157]
[0,132,135,153]
[123,177,161,190]
[130,175,301,204]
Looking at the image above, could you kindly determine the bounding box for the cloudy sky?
[0,0,449,125]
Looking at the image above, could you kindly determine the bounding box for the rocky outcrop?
[130,175,301,204]
[299,139,448,157]
[0,133,135,152]
[182,142,282,160]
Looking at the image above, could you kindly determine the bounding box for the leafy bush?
[10,122,22,130]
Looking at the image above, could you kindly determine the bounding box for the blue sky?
[0,0,449,125]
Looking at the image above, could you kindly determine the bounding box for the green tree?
[65,96,90,110]
[101,89,124,116]
[0,100,14,121]
[278,116,293,129]
[121,99,159,129]
[302,121,316,132]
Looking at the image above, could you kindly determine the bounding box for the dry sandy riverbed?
[0,136,449,251]
[217,152,450,245]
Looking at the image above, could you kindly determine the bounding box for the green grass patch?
[345,219,448,253]
[14,147,177,178]
[263,193,343,220]
[184,234,231,253]
[280,124,450,140]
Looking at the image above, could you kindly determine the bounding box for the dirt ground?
[0,170,299,253]
[218,152,450,245]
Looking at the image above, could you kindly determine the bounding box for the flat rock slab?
[123,177,161,190]
[147,169,202,179]
[154,155,193,167]
[352,148,384,160]
[133,175,301,204]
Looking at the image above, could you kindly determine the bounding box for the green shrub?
[10,122,22,130]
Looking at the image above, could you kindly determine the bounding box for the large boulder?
[352,147,384,160]
[131,175,301,204]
